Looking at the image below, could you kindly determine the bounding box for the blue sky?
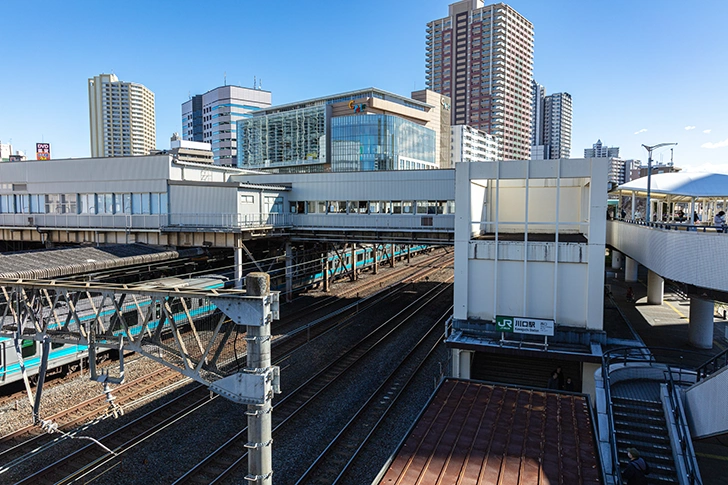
[2,0,727,172]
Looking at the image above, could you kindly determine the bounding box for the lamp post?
[642,142,677,222]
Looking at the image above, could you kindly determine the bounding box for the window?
[21,339,36,358]
[328,201,347,213]
[80,194,96,214]
[392,201,402,214]
[240,195,254,204]
[402,201,413,214]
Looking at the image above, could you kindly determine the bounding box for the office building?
[0,142,12,161]
[451,125,499,163]
[88,73,156,158]
[182,85,271,166]
[426,1,534,160]
[584,139,619,159]
[238,88,450,172]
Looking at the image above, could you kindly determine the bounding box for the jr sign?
[495,315,555,336]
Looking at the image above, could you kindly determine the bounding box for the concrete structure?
[238,88,450,172]
[584,139,618,159]
[182,85,271,166]
[88,73,156,158]
[531,82,572,160]
[157,134,214,164]
[449,158,609,393]
[543,92,572,159]
[426,1,534,160]
[451,125,499,163]
[1,142,13,161]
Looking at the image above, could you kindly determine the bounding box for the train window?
[52,342,64,350]
[21,340,37,358]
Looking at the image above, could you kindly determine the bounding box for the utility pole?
[642,142,677,223]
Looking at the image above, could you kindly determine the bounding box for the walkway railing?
[696,347,728,382]
[619,218,728,233]
[664,366,703,485]
[601,347,703,485]
[166,212,292,229]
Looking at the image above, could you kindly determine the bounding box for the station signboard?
[495,315,554,336]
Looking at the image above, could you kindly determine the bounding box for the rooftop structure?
[427,1,534,160]
[237,88,450,172]
[88,73,156,158]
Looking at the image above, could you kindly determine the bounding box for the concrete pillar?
[688,297,714,349]
[245,273,273,485]
[624,257,638,282]
[407,244,411,264]
[323,258,330,292]
[390,244,395,268]
[451,349,473,379]
[611,250,623,270]
[647,270,664,305]
[234,241,244,290]
[285,242,293,302]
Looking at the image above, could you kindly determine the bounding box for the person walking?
[622,448,650,484]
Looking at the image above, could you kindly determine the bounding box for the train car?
[0,276,226,388]
[285,243,429,291]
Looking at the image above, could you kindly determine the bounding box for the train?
[283,243,430,291]
[0,276,227,388]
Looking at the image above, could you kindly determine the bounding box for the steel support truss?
[0,279,279,402]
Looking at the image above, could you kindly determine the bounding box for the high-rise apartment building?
[426,1,534,160]
[530,81,572,160]
[88,74,156,158]
[543,92,572,159]
[451,125,499,163]
[182,86,272,166]
[584,139,619,159]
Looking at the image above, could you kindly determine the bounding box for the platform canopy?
[612,172,728,201]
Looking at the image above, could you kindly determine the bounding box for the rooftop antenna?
[224,71,227,86]
[259,78,262,90]
[670,148,674,166]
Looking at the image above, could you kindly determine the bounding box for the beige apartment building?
[88,73,156,158]
[427,1,534,160]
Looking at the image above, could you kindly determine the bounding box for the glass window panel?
[151,193,160,214]
[123,194,132,213]
[392,201,402,214]
[403,201,413,214]
[160,193,168,213]
[417,201,428,214]
[307,201,317,213]
[131,193,142,214]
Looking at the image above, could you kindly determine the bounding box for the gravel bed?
[1,259,452,485]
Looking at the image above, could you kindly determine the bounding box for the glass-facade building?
[331,115,435,171]
[237,88,444,172]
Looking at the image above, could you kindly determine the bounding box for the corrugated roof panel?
[376,379,602,485]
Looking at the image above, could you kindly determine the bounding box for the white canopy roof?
[613,172,728,199]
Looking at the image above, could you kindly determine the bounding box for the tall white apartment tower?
[88,74,156,158]
[182,85,272,166]
[543,92,572,159]
[426,1,534,160]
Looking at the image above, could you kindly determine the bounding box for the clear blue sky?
[2,0,727,172]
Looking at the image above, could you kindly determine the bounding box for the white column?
[285,242,293,302]
[631,194,636,219]
[457,349,472,380]
[234,238,244,289]
[688,298,714,349]
[624,257,638,282]
[647,270,664,305]
[611,250,623,270]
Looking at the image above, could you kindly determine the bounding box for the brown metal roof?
[376,379,602,485]
[0,244,203,279]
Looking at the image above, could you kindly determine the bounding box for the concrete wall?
[607,220,728,292]
[684,366,728,438]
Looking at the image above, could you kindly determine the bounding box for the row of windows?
[0,193,168,215]
[288,200,455,215]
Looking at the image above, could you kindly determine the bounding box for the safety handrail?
[601,351,624,485]
[664,366,702,485]
[617,218,728,233]
[696,347,728,382]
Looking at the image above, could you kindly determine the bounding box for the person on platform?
[564,377,575,391]
[547,372,560,390]
[621,208,627,220]
[714,210,726,226]
[622,448,650,484]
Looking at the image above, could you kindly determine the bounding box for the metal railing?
[166,212,292,229]
[619,218,728,233]
[696,347,728,381]
[664,366,703,485]
[601,347,702,485]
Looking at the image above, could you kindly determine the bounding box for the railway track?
[173,278,453,484]
[2,257,452,483]
[293,307,451,485]
[0,366,187,477]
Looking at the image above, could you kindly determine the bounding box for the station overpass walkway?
[606,265,728,485]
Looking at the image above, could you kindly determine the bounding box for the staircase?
[612,395,679,484]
